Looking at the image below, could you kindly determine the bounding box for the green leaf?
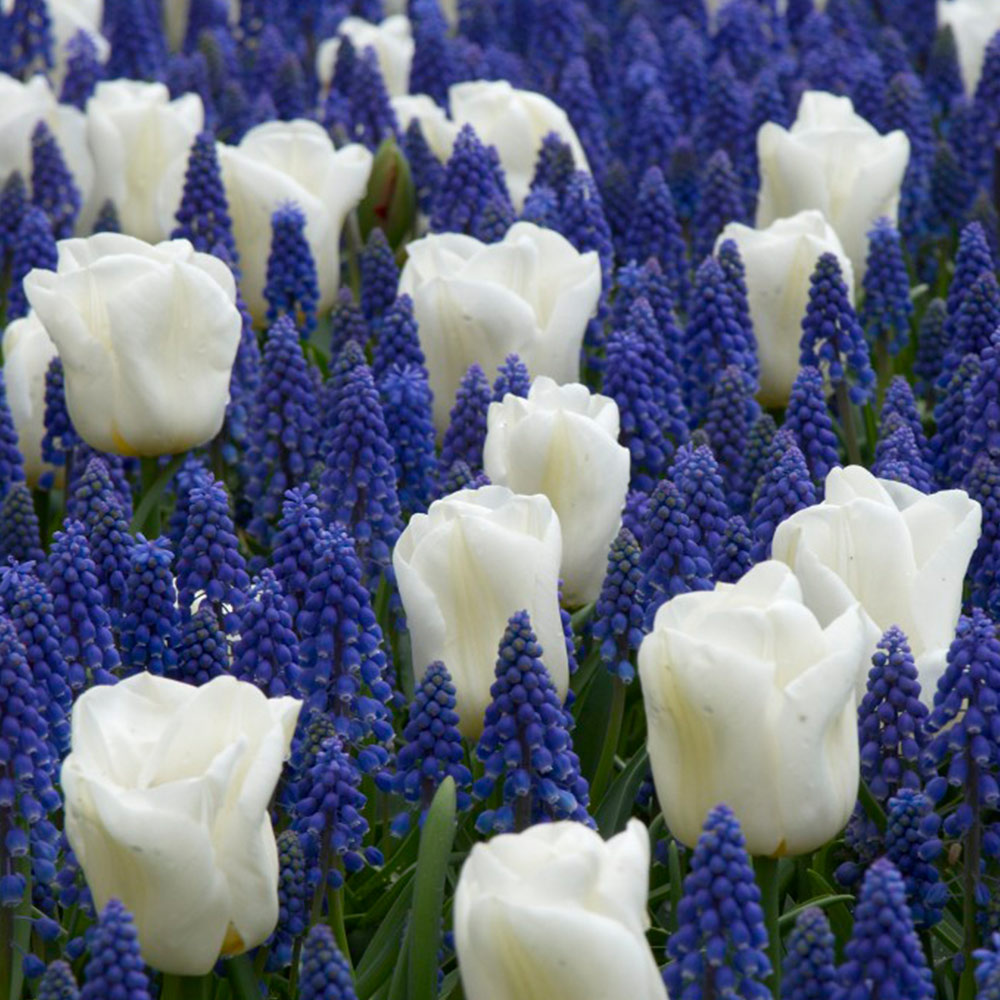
[130,452,188,536]
[356,873,415,1000]
[779,895,856,929]
[573,667,616,783]
[408,778,458,1000]
[806,870,854,945]
[594,747,648,837]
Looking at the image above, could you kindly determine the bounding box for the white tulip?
[716,211,854,406]
[392,485,567,739]
[61,673,301,975]
[24,233,242,457]
[0,73,95,228]
[316,16,415,97]
[398,223,601,432]
[937,0,1000,94]
[756,91,910,281]
[484,378,629,606]
[454,819,668,1000]
[1,312,58,486]
[217,120,373,320]
[771,465,982,699]
[449,81,589,210]
[639,560,866,857]
[87,80,204,243]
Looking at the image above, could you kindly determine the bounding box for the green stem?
[875,334,892,406]
[132,453,188,537]
[327,885,352,972]
[224,954,259,1000]
[590,676,627,802]
[962,758,981,985]
[835,382,862,466]
[858,779,888,835]
[756,855,782,999]
[161,973,211,1000]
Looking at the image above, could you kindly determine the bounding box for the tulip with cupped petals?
[639,560,867,857]
[454,819,668,1000]
[60,673,301,975]
[24,233,242,457]
[398,222,601,432]
[937,0,1000,94]
[756,91,909,281]
[771,465,982,698]
[316,16,414,97]
[392,484,566,739]
[484,377,629,606]
[717,210,854,405]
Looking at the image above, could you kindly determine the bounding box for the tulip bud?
[357,136,416,252]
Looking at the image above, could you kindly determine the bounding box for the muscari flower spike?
[371,294,426,384]
[266,829,308,972]
[403,118,444,216]
[880,376,929,457]
[492,353,531,401]
[799,252,876,407]
[171,130,239,265]
[592,527,644,683]
[40,357,79,488]
[37,960,79,1000]
[409,0,454,104]
[4,0,53,76]
[929,140,974,237]
[671,442,730,562]
[474,610,593,835]
[119,536,179,678]
[0,369,25,498]
[833,858,934,1000]
[959,330,1000,480]
[0,171,27,266]
[872,423,935,493]
[264,201,319,336]
[950,271,1000,365]
[438,362,492,482]
[716,239,759,384]
[329,288,369,358]
[346,46,397,150]
[91,199,120,234]
[885,789,947,930]
[79,898,152,1000]
[531,132,576,200]
[692,149,746,262]
[359,227,399,323]
[379,363,437,518]
[271,486,326,619]
[783,366,840,485]
[703,365,758,507]
[7,204,57,321]
[930,352,979,488]
[232,569,299,697]
[966,452,1000,615]
[748,432,817,563]
[298,921,359,1000]
[393,660,473,834]
[558,171,614,291]
[174,604,229,685]
[30,120,80,240]
[629,86,679,185]
[944,223,994,353]
[104,0,164,82]
[639,477,713,630]
[781,908,837,1000]
[976,934,1000,998]
[713,513,755,584]
[665,803,771,1000]
[625,166,689,307]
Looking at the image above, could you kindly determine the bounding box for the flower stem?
[131,453,188,537]
[327,884,352,973]
[160,973,210,1000]
[835,382,862,466]
[755,855,782,999]
[590,676,626,802]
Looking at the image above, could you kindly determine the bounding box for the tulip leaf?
[408,777,457,1000]
[805,870,854,944]
[355,872,415,999]
[573,665,616,782]
[778,895,856,929]
[594,747,649,837]
[130,452,189,536]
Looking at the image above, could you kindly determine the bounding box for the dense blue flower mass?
[593,527,644,683]
[782,909,837,1000]
[79,899,152,1000]
[265,202,320,335]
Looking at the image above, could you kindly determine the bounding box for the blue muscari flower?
[600,158,635,246]
[298,923,358,1000]
[926,25,964,113]
[0,369,25,498]
[40,357,79,488]
[174,604,228,684]
[474,610,593,834]
[371,294,425,383]
[860,217,913,355]
[431,124,514,241]
[716,239,759,385]
[30,121,80,240]
[970,189,1000,268]
[621,487,649,543]
[7,204,56,320]
[104,0,163,81]
[603,328,670,489]
[692,149,746,261]
[885,789,946,930]
[166,454,212,551]
[929,139,975,236]
[319,361,402,586]
[393,661,472,831]
[272,487,325,618]
[880,376,928,457]
[267,829,308,971]
[183,0,229,51]
[670,443,730,561]
[592,527,643,683]
[751,65,790,137]
[379,363,437,517]
[952,271,1000,368]
[555,57,610,175]
[971,34,1000,179]
[873,423,935,493]
[558,171,614,292]
[329,288,369,359]
[627,295,690,441]
[409,0,454,104]
[703,365,758,507]
[233,569,299,697]
[171,130,238,265]
[37,960,79,1000]
[665,803,771,1000]
[663,17,707,131]
[438,362,491,481]
[976,934,1000,997]
[44,519,120,685]
[944,222,995,357]
[683,255,757,424]
[492,353,531,401]
[625,167,689,308]
[713,513,754,583]
[264,202,319,336]
[359,228,399,323]
[960,330,1000,479]
[799,252,876,407]
[272,51,308,121]
[521,185,559,227]
[713,0,771,79]
[859,626,929,802]
[526,0,583,81]
[79,898,152,1000]
[966,453,1000,615]
[0,171,27,267]
[292,732,381,890]
[781,908,837,1000]
[639,477,713,628]
[295,526,395,775]
[0,483,44,570]
[403,118,445,215]
[882,74,934,241]
[217,78,252,142]
[629,86,679,182]
[833,858,934,1000]
[931,352,980,488]
[749,433,817,562]
[175,477,250,630]
[4,0,53,76]
[437,459,490,495]
[922,610,1000,838]
[696,56,752,184]
[91,199,120,234]
[531,133,576,199]
[346,46,396,149]
[68,451,132,523]
[120,536,179,678]
[245,315,321,545]
[247,22,286,93]
[783,366,840,484]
